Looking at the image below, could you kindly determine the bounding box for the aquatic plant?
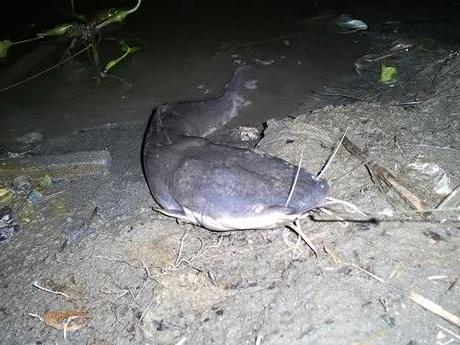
[0,0,142,92]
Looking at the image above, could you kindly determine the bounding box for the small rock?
[434,173,451,195]
[12,175,32,192]
[0,206,19,244]
[238,127,259,141]
[381,313,396,327]
[27,190,43,203]
[253,58,275,66]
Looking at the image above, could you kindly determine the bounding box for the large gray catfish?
[143,66,329,231]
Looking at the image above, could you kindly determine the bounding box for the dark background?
[2,0,459,36]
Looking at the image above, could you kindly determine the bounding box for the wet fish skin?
[143,65,329,231]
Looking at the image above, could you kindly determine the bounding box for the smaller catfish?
[142,65,329,236]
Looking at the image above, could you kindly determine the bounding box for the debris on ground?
[40,310,90,333]
[15,131,44,146]
[0,150,112,182]
[26,190,44,204]
[334,14,368,33]
[0,187,11,202]
[62,207,100,247]
[0,206,19,244]
[379,64,398,85]
[12,175,32,192]
[0,10,459,345]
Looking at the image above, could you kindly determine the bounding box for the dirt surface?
[1,7,460,345]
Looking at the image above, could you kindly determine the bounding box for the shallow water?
[1,1,459,143]
[0,1,370,143]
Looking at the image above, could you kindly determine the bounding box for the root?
[173,232,223,268]
[281,228,303,258]
[316,197,368,227]
[322,196,368,216]
[319,207,349,227]
[286,219,318,257]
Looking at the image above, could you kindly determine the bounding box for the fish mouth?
[175,206,303,231]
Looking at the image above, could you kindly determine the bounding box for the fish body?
[143,66,329,231]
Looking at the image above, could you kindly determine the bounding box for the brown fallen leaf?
[43,310,89,331]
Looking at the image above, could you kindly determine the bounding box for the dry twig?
[409,291,460,328]
[32,281,73,299]
[174,234,224,268]
[436,324,460,340]
[436,185,460,209]
[323,247,460,328]
[342,136,425,212]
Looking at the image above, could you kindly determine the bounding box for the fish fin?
[264,206,299,217]
[154,207,202,226]
[153,207,187,219]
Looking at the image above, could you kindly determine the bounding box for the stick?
[289,219,318,257]
[409,291,460,328]
[0,150,112,182]
[436,185,460,209]
[32,281,72,299]
[324,249,460,328]
[342,136,425,212]
[436,324,460,340]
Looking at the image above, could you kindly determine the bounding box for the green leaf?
[96,0,141,29]
[39,174,52,188]
[379,65,398,85]
[93,8,117,24]
[97,9,129,28]
[0,40,12,58]
[103,41,140,73]
[38,23,72,37]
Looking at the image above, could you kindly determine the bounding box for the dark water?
[0,0,459,142]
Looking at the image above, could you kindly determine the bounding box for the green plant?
[0,0,142,92]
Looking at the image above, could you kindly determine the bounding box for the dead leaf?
[43,310,89,331]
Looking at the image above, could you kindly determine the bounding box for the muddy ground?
[0,7,459,345]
